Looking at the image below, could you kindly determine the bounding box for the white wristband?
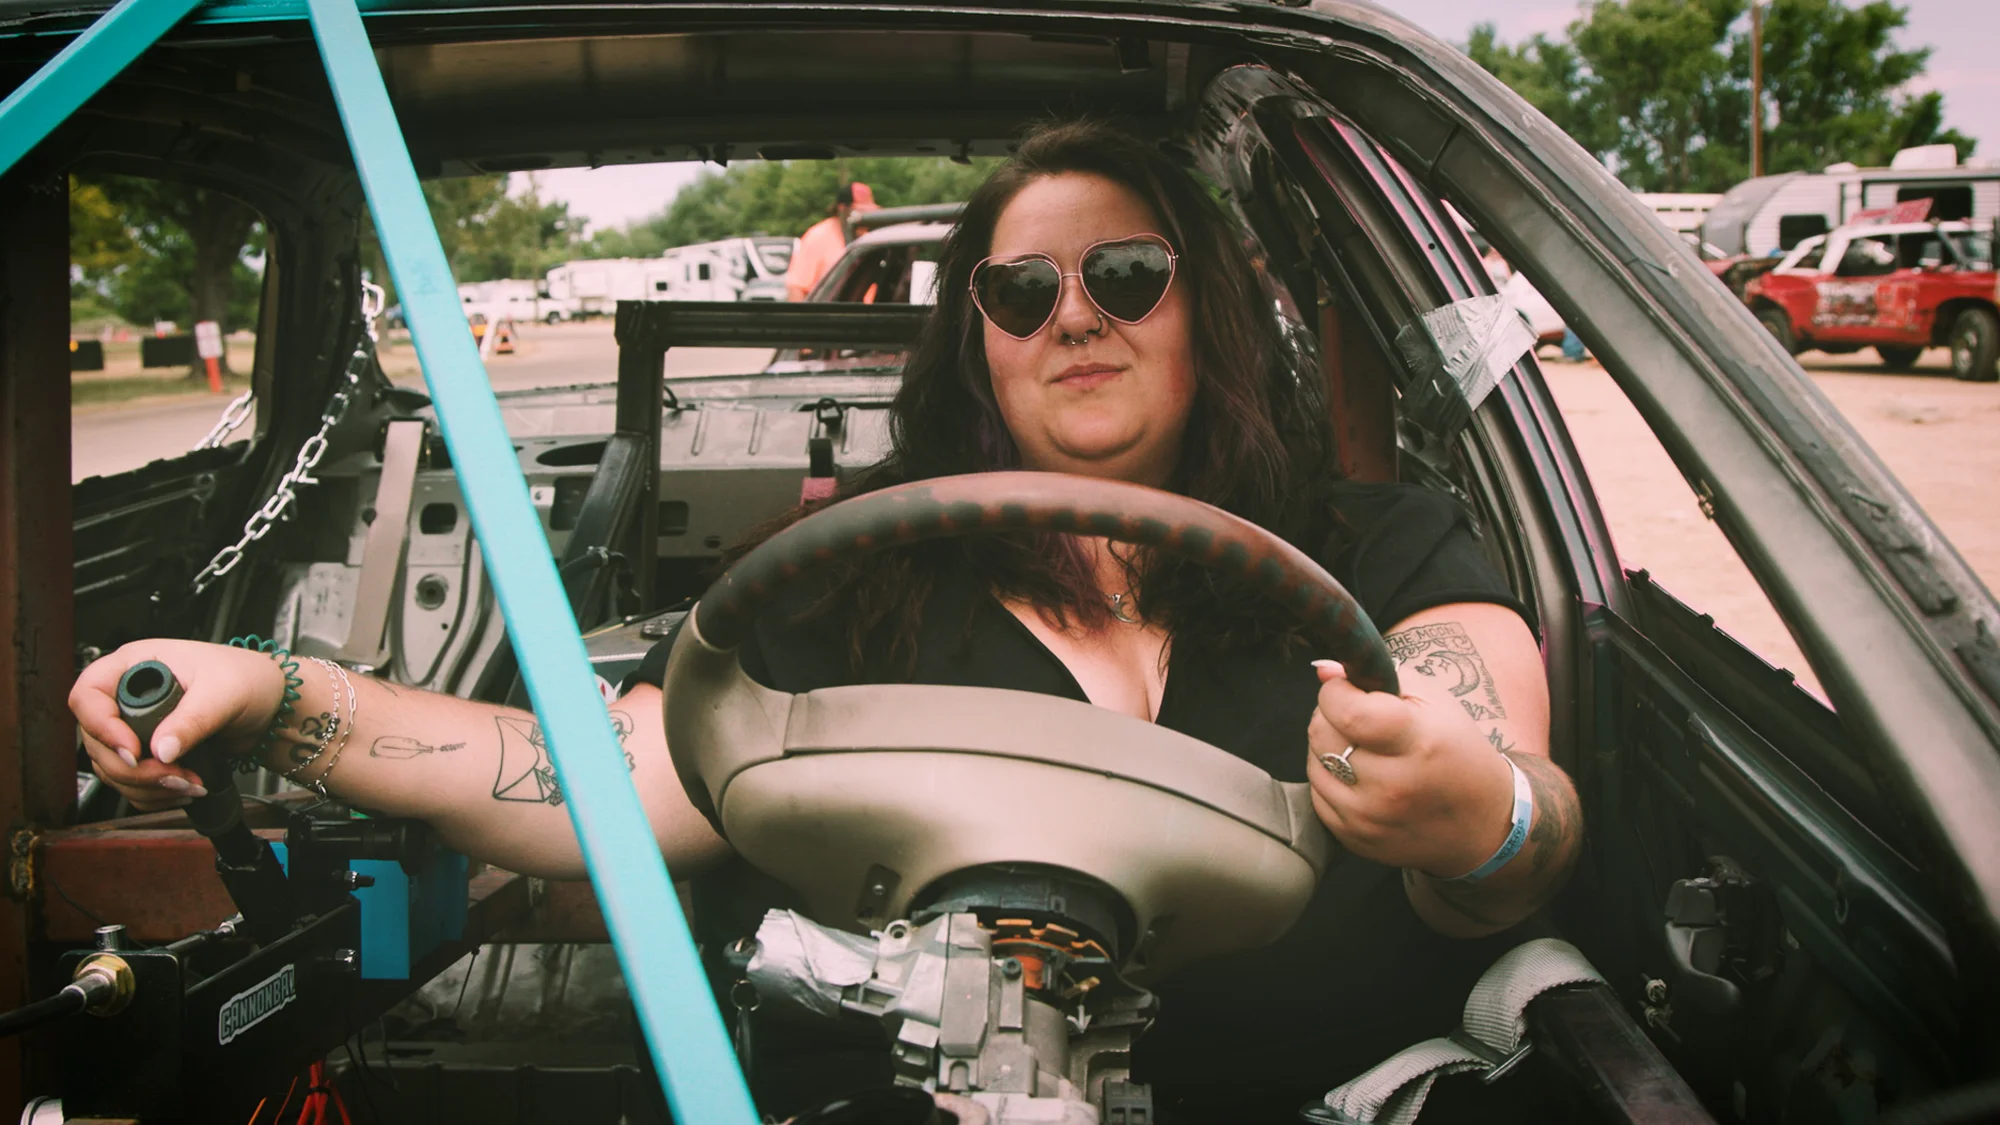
[1445,755,1534,884]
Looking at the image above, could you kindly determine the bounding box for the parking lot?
[71,325,1996,696]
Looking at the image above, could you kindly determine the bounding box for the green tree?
[362,174,587,301]
[1754,0,1975,172]
[592,157,1000,256]
[1465,0,1975,192]
[1569,0,1746,191]
[69,176,264,371]
[1465,24,1611,156]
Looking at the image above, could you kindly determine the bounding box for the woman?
[71,120,1580,1122]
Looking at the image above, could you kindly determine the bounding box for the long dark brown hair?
[744,118,1339,671]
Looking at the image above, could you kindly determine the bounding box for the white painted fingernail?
[117,749,139,770]
[154,734,181,764]
[159,776,190,792]
[1312,659,1346,674]
[185,783,209,798]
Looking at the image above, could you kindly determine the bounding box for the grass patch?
[73,372,252,407]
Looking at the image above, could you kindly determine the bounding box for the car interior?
[8,4,2000,1124]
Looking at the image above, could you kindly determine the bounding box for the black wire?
[345,1037,387,1125]
[450,947,479,1020]
[372,1019,402,1093]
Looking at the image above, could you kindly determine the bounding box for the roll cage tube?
[0,4,758,1124]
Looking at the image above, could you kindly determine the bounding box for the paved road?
[72,393,257,483]
[73,320,771,481]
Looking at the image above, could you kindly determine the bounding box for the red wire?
[297,1061,326,1125]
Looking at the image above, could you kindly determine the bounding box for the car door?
[1822,231,1898,336]
[1205,74,1970,1118]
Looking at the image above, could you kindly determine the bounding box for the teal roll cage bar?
[0,2,759,1121]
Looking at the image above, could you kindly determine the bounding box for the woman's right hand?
[70,640,288,811]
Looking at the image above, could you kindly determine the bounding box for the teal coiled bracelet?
[228,634,305,763]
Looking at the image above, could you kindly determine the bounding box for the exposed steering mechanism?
[664,472,1399,1124]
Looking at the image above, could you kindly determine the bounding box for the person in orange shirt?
[784,182,879,301]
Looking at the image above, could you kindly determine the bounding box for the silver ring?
[1059,313,1107,346]
[1318,745,1358,787]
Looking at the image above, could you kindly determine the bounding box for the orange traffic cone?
[492,320,517,355]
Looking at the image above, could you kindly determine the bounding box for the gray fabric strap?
[1320,938,1606,1125]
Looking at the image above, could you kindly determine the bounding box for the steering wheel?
[691,470,1399,693]
[660,470,1399,979]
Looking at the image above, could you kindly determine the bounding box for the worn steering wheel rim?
[693,471,1399,695]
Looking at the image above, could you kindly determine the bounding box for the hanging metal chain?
[193,389,257,451]
[191,282,387,595]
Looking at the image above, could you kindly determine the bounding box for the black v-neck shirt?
[631,480,1536,1123]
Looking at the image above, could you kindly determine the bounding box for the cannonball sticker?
[217,963,297,1045]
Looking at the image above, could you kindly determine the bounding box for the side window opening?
[1778,213,1829,250]
[1897,184,1974,222]
[1792,240,1827,271]
[1902,237,1944,270]
[70,174,268,482]
[1836,236,1898,278]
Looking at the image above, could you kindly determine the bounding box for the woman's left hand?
[1303,658,1516,879]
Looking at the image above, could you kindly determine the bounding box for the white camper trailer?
[543,258,682,318]
[660,236,797,301]
[457,278,550,324]
[1702,146,2000,258]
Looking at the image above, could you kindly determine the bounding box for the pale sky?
[520,1,1997,234]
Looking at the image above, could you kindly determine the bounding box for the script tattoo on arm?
[491,711,637,807]
[1385,622,1508,723]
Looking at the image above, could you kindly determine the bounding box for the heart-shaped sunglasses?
[969,233,1179,340]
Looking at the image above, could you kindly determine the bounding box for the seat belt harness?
[1316,938,1606,1125]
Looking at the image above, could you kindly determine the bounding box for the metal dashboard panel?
[272,402,890,695]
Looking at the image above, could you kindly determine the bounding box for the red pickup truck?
[1742,219,1998,381]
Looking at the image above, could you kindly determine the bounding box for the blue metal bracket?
[0,0,206,177]
[301,1,757,1121]
[1,0,758,1117]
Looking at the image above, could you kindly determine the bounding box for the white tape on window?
[1419,293,1536,413]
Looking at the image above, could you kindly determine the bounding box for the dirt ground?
[1540,346,1998,698]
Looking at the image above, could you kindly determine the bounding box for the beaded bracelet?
[229,635,305,758]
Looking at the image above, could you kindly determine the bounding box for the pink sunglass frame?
[968,233,1180,341]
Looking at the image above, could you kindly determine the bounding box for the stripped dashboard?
[269,368,898,699]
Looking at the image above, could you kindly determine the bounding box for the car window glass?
[70,174,269,482]
[1835,235,1898,277]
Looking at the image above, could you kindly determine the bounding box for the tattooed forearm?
[371,736,465,759]
[492,711,637,807]
[1405,752,1582,934]
[1404,868,1509,928]
[1384,622,1508,722]
[1510,751,1581,884]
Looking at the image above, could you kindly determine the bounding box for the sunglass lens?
[1083,239,1173,322]
[974,258,1061,337]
